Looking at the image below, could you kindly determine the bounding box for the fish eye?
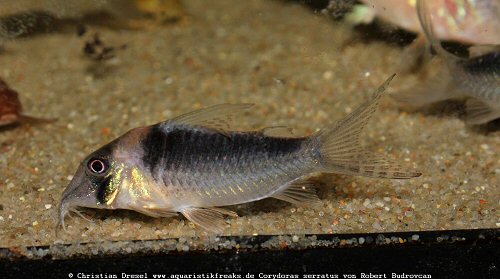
[87,158,108,174]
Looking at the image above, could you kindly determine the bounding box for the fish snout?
[57,164,98,231]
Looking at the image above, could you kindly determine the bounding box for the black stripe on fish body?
[141,125,169,178]
[183,128,306,165]
[140,125,308,181]
[460,52,500,75]
[94,175,112,205]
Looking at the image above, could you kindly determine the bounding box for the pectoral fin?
[180,207,238,233]
[465,98,500,125]
[129,205,178,218]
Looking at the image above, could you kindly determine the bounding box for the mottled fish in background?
[349,0,500,45]
[0,0,184,44]
[0,78,54,127]
[0,78,22,126]
[59,75,421,233]
[394,0,500,124]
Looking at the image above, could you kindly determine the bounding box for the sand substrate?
[0,0,498,257]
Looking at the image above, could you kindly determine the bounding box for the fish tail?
[314,74,421,179]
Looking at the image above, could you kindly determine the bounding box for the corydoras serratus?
[59,75,421,233]
[354,0,500,45]
[394,0,500,125]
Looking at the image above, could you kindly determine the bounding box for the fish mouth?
[56,164,96,234]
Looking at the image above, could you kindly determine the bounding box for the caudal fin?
[315,74,422,179]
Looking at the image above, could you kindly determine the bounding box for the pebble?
[363,199,371,207]
[292,235,299,242]
[44,204,52,210]
[365,236,374,244]
[411,234,420,241]
[404,211,414,217]
[372,222,383,230]
[322,71,333,80]
[358,237,365,244]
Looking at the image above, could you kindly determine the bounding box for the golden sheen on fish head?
[58,127,149,229]
[58,141,121,229]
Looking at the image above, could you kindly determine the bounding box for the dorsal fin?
[260,126,296,137]
[166,103,254,134]
[416,0,455,60]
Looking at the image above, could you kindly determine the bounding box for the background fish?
[0,78,54,127]
[59,75,421,233]
[394,0,500,125]
[0,78,22,126]
[0,0,184,44]
[351,0,500,45]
